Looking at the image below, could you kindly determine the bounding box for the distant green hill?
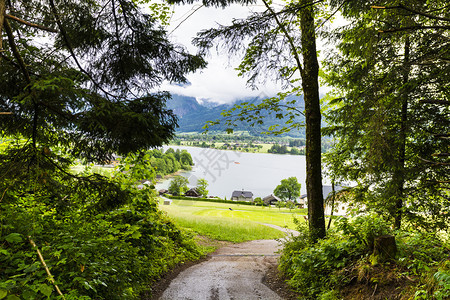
[166,94,306,138]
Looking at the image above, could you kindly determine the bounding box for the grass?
[159,199,306,243]
[70,164,115,177]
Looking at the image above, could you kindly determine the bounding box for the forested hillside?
[166,94,307,137]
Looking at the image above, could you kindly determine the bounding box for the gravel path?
[158,225,300,300]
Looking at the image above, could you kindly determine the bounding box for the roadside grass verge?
[159,199,304,242]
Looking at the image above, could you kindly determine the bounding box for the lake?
[156,146,310,199]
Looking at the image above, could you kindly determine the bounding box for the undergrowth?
[279,215,450,299]
[0,154,203,299]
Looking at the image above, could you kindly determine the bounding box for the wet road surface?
[159,239,284,300]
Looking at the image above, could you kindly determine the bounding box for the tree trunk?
[300,0,325,242]
[0,0,6,58]
[393,36,410,229]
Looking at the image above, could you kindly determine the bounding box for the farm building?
[262,194,281,205]
[185,188,201,197]
[158,189,168,196]
[231,190,253,202]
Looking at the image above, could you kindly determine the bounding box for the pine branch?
[378,25,450,33]
[420,100,450,105]
[432,153,450,157]
[4,19,31,83]
[418,157,450,166]
[262,0,304,74]
[371,4,450,22]
[5,14,58,32]
[434,133,450,139]
[48,0,115,99]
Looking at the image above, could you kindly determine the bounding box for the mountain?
[165,94,306,137]
[166,94,206,118]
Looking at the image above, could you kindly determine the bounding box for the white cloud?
[159,3,284,104]
[161,56,282,104]
[159,2,348,104]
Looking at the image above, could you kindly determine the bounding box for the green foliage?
[148,148,193,176]
[204,95,305,137]
[275,201,285,210]
[1,4,205,296]
[196,178,209,197]
[268,144,289,154]
[1,1,206,165]
[253,197,265,206]
[334,214,392,252]
[280,215,391,299]
[273,177,301,202]
[323,0,449,229]
[397,231,449,276]
[280,214,450,299]
[0,155,202,299]
[168,176,189,196]
[432,266,450,300]
[285,201,296,211]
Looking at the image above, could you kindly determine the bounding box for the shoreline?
[167,143,306,157]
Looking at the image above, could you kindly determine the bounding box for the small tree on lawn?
[196,178,209,198]
[286,201,296,212]
[274,177,302,203]
[276,200,285,211]
[168,176,189,196]
[254,197,264,206]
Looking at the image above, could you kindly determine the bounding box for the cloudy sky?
[158,1,342,104]
[159,2,289,104]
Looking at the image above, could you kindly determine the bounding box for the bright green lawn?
[159,199,306,242]
[71,165,115,177]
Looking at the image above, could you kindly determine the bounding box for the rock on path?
[159,240,284,300]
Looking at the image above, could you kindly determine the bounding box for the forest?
[0,0,449,299]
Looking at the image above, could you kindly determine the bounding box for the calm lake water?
[156,146,309,199]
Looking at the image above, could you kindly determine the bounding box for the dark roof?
[262,194,280,202]
[185,188,201,197]
[232,190,253,198]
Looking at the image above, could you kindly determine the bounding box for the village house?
[231,190,253,202]
[298,194,308,208]
[262,194,281,206]
[158,189,168,196]
[185,188,201,197]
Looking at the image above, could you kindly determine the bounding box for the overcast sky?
[156,3,285,104]
[158,2,340,104]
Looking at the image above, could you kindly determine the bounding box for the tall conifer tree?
[324,0,449,229]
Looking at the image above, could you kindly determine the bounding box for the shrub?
[279,214,391,299]
[0,156,202,299]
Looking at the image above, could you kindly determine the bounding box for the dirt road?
[158,225,298,300]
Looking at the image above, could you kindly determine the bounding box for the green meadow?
[159,199,307,243]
